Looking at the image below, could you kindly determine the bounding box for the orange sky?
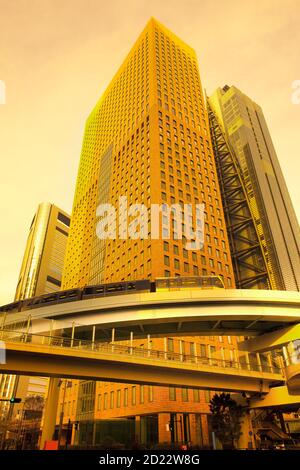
[0,0,299,304]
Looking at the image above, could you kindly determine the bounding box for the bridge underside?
[0,340,284,394]
[2,289,299,340]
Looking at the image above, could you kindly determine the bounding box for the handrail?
[0,329,283,375]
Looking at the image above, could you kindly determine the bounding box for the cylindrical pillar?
[237,412,255,450]
[39,377,60,449]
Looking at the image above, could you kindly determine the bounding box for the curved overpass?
[2,289,299,339]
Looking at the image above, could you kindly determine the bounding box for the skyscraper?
[0,202,70,429]
[208,86,300,291]
[15,202,71,300]
[62,18,235,290]
[58,18,237,448]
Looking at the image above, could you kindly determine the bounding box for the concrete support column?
[39,377,60,449]
[237,412,255,450]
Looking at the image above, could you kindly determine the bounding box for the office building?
[0,202,70,427]
[208,86,300,291]
[58,18,236,447]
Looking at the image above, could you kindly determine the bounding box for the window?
[167,338,174,352]
[124,388,128,407]
[117,390,121,408]
[210,345,216,357]
[58,211,70,227]
[169,387,176,401]
[193,389,200,402]
[97,394,101,411]
[174,259,180,269]
[132,386,136,405]
[148,386,153,402]
[182,388,189,402]
[104,393,108,410]
[140,385,144,404]
[110,391,114,409]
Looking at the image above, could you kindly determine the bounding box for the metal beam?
[207,101,273,290]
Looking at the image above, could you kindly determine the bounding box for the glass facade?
[209,86,300,291]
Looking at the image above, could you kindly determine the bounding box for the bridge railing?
[0,329,283,375]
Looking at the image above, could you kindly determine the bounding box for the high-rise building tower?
[58,18,237,448]
[62,18,235,290]
[15,202,70,300]
[208,86,300,291]
[0,202,70,428]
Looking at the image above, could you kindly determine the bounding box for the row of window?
[97,385,154,411]
[169,387,212,403]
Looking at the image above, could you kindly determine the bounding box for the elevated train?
[0,276,224,314]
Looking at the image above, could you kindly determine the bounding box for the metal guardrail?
[0,329,282,375]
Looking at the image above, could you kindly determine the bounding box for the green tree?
[209,392,245,449]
